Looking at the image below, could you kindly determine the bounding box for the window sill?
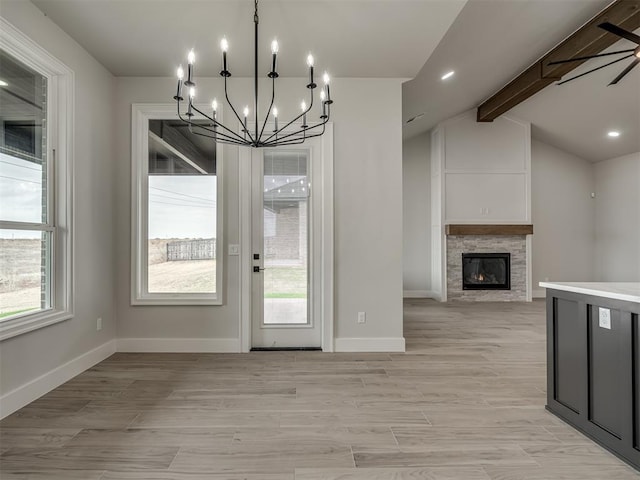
[0,309,73,341]
[131,295,222,306]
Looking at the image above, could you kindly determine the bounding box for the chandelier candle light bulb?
[186,50,195,86]
[172,0,333,147]
[221,38,229,74]
[270,39,279,75]
[307,54,315,87]
[323,72,332,104]
[175,65,184,99]
[320,90,327,117]
[243,106,250,138]
[301,101,307,128]
[187,86,195,116]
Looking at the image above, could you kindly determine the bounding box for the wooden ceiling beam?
[477,0,640,123]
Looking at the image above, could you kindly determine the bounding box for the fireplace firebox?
[462,253,510,290]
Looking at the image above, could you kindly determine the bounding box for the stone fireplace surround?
[445,225,533,302]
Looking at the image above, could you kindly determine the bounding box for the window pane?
[0,229,51,319]
[263,150,309,325]
[147,120,217,294]
[0,50,47,223]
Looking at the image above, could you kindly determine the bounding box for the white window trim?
[0,19,75,341]
[131,103,224,305]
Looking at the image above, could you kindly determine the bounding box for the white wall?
[594,151,640,281]
[0,2,116,398]
[531,140,595,296]
[403,133,431,296]
[114,77,405,349]
[441,112,531,224]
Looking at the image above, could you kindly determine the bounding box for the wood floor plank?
[102,472,292,480]
[352,446,538,467]
[0,446,178,471]
[0,470,105,479]
[168,447,353,474]
[391,426,562,447]
[0,427,81,448]
[294,466,492,479]
[0,410,139,429]
[483,465,640,480]
[64,427,235,448]
[232,426,398,449]
[130,409,280,428]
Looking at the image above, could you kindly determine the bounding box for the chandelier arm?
[188,128,248,146]
[263,85,315,143]
[177,109,247,145]
[263,125,326,146]
[263,114,328,146]
[189,103,247,143]
[258,75,276,143]
[223,75,257,144]
[176,102,249,145]
[189,122,250,145]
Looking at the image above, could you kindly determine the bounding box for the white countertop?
[539,282,640,303]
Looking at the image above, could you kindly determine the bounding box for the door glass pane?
[0,50,47,224]
[263,150,309,325]
[147,120,217,294]
[0,229,51,319]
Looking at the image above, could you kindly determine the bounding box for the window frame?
[0,18,74,340]
[131,103,224,305]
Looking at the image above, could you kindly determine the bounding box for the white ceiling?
[30,0,466,78]
[403,0,640,162]
[27,0,640,162]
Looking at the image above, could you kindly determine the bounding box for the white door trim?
[239,124,334,352]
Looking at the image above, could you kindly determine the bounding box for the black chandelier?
[173,0,333,148]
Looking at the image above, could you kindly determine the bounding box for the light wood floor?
[1,299,639,479]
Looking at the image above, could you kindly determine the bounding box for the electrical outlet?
[357,312,366,324]
[96,317,102,331]
[598,307,611,330]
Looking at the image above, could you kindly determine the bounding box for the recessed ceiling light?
[0,80,8,87]
[441,71,455,81]
[607,130,621,138]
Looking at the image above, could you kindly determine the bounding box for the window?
[132,105,223,305]
[0,20,73,340]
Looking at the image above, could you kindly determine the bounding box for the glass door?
[251,149,321,348]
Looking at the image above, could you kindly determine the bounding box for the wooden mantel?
[445,224,534,235]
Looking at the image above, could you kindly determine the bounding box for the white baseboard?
[0,340,116,419]
[403,290,435,298]
[334,337,405,352]
[116,338,240,353]
[532,288,546,299]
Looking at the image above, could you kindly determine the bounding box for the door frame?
[239,123,334,352]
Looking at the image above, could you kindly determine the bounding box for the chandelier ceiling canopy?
[173,0,333,148]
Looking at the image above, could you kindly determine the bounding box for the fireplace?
[462,253,510,290]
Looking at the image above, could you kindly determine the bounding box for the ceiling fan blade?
[548,48,635,65]
[598,22,640,45]
[557,54,634,85]
[608,58,640,85]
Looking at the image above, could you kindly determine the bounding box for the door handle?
[253,266,266,273]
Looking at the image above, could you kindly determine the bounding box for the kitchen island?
[540,282,640,471]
